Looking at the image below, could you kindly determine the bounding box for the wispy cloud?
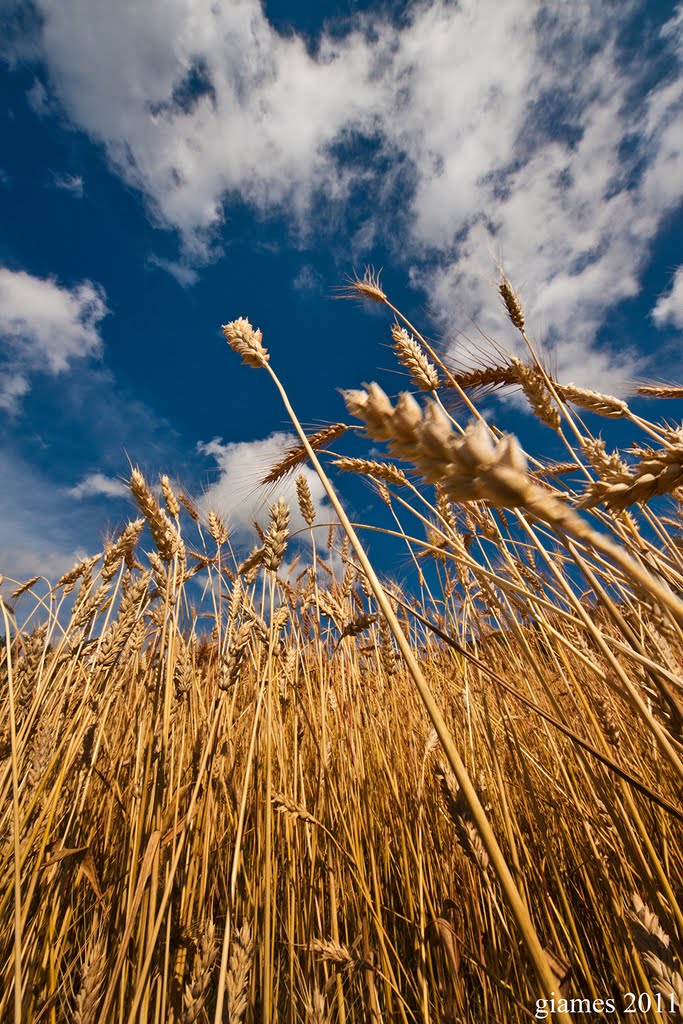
[292,264,324,298]
[146,254,199,287]
[25,77,54,116]
[652,267,683,330]
[50,171,85,198]
[0,267,108,411]
[69,472,128,500]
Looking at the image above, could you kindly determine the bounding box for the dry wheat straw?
[263,497,290,571]
[182,919,216,1024]
[391,322,440,391]
[263,424,348,484]
[238,545,265,577]
[207,510,228,545]
[511,358,561,431]
[160,474,180,517]
[73,932,106,1024]
[347,267,387,305]
[102,519,145,581]
[532,462,578,479]
[219,623,252,690]
[556,383,629,419]
[13,272,683,1023]
[272,792,318,825]
[448,363,519,394]
[579,439,683,510]
[627,896,683,1013]
[11,577,39,600]
[310,939,364,972]
[436,753,493,880]
[178,491,200,521]
[130,468,180,562]
[499,277,525,332]
[57,555,99,595]
[296,473,316,526]
[226,922,253,1024]
[223,317,269,368]
[225,319,570,1012]
[333,457,408,486]
[306,987,330,1024]
[637,385,683,399]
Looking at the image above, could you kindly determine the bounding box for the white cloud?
[18,0,683,387]
[69,472,128,499]
[0,372,30,413]
[198,432,332,545]
[652,267,683,330]
[0,268,108,411]
[50,171,85,197]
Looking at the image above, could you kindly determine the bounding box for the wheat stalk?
[263,424,349,484]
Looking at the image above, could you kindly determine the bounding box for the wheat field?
[2,273,683,1022]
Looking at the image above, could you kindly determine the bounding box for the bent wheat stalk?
[222,316,570,1015]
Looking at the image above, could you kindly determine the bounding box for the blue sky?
[0,0,682,584]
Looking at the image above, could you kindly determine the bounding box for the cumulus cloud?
[198,432,332,545]
[0,268,107,411]
[652,267,683,330]
[17,0,683,388]
[69,472,128,499]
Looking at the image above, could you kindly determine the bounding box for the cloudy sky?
[0,0,682,582]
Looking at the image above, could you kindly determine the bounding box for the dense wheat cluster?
[2,272,683,1022]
